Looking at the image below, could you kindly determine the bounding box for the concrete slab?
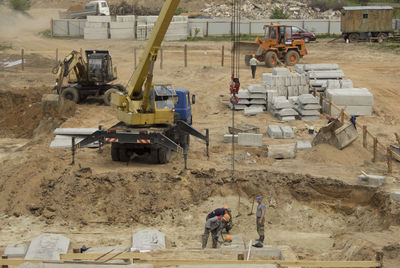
[296,109,320,116]
[248,84,267,94]
[25,234,70,260]
[287,86,298,97]
[87,15,111,22]
[390,192,400,202]
[272,96,291,109]
[275,108,298,117]
[267,143,296,159]
[110,28,135,39]
[272,67,290,76]
[309,79,327,88]
[132,230,166,250]
[301,115,320,121]
[244,106,264,116]
[249,93,267,100]
[303,63,339,71]
[300,104,321,110]
[229,103,247,110]
[267,125,283,139]
[285,76,291,87]
[325,88,373,106]
[250,99,267,105]
[237,89,250,99]
[298,85,309,95]
[85,22,109,28]
[288,96,298,105]
[53,128,98,135]
[296,140,312,150]
[191,27,204,37]
[110,21,135,29]
[358,174,386,187]
[308,70,344,79]
[223,134,238,143]
[276,115,296,122]
[322,103,372,116]
[238,133,263,147]
[238,99,250,105]
[326,79,341,89]
[298,94,318,104]
[340,79,354,89]
[5,244,27,258]
[280,126,295,139]
[294,64,305,73]
[300,74,307,85]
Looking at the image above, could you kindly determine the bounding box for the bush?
[270,7,290,19]
[175,7,187,15]
[9,0,30,11]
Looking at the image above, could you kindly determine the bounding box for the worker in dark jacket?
[206,206,233,233]
[202,214,231,249]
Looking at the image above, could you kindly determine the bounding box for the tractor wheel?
[377,33,388,43]
[285,50,300,66]
[111,143,120,161]
[265,51,278,68]
[118,146,131,162]
[158,148,171,164]
[244,55,251,66]
[61,87,79,103]
[348,33,359,43]
[103,87,119,106]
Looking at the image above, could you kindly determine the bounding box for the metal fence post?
[363,125,367,148]
[206,21,209,37]
[221,45,224,67]
[184,44,187,67]
[21,49,24,71]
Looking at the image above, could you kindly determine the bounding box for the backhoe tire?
[61,87,79,103]
[111,143,120,161]
[285,50,300,66]
[103,88,119,106]
[265,51,278,68]
[158,148,171,164]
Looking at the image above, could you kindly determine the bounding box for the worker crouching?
[202,214,231,249]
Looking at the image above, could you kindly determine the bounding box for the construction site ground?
[1,8,400,267]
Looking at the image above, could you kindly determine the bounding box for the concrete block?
[249,93,266,99]
[288,96,298,105]
[299,85,310,95]
[244,106,264,116]
[300,104,321,110]
[267,143,296,159]
[276,108,298,116]
[262,73,273,83]
[248,84,267,93]
[358,174,386,187]
[298,94,318,104]
[303,63,339,71]
[326,79,341,89]
[110,22,135,29]
[326,88,373,106]
[276,115,296,122]
[229,103,247,110]
[116,15,136,22]
[272,67,290,76]
[267,125,283,139]
[25,234,70,260]
[87,15,111,22]
[297,109,320,116]
[276,86,287,97]
[275,76,286,87]
[110,28,135,39]
[300,74,307,85]
[322,103,372,116]
[248,104,266,110]
[50,135,99,149]
[223,134,238,143]
[287,86,298,97]
[237,99,250,105]
[285,76,291,86]
[5,244,27,258]
[238,133,263,146]
[237,89,250,99]
[340,79,354,89]
[272,96,291,109]
[291,73,301,86]
[309,79,327,88]
[308,70,345,79]
[266,90,278,103]
[250,99,267,105]
[390,192,400,202]
[301,115,320,121]
[132,230,165,250]
[296,140,312,150]
[280,126,295,139]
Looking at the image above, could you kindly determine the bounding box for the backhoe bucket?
[312,119,358,150]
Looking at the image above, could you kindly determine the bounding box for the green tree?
[270,7,290,19]
[9,0,31,11]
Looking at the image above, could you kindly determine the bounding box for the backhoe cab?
[245,25,308,67]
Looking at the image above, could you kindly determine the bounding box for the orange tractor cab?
[244,25,308,67]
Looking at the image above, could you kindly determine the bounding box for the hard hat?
[223,214,231,222]
[225,235,232,243]
[256,196,262,202]
[223,206,228,209]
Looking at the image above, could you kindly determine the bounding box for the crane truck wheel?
[158,148,171,164]
[265,51,278,68]
[119,146,131,162]
[61,87,79,103]
[111,143,120,161]
[103,88,119,106]
[285,50,300,66]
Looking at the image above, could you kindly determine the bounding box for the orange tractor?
[243,25,308,68]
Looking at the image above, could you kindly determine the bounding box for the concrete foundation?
[358,174,386,187]
[132,230,166,250]
[238,133,263,146]
[25,234,70,260]
[4,244,27,258]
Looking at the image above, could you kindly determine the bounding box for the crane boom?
[111,0,180,126]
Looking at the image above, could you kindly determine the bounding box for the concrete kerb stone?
[326,80,341,89]
[296,140,312,150]
[5,244,27,258]
[238,133,263,147]
[25,234,70,260]
[267,125,283,139]
[223,134,238,143]
[357,174,386,187]
[132,230,166,250]
[303,63,339,71]
[272,67,290,76]
[390,192,400,202]
[244,106,264,116]
[275,108,298,117]
[307,70,345,79]
[280,126,295,139]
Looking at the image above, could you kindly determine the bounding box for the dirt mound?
[0,90,76,138]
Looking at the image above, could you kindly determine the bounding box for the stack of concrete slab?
[267,125,295,139]
[263,68,308,98]
[136,16,188,41]
[323,88,373,116]
[110,16,135,39]
[270,96,297,122]
[84,16,110,40]
[229,89,250,110]
[295,94,321,121]
[248,84,267,110]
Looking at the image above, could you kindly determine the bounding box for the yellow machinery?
[111,0,180,126]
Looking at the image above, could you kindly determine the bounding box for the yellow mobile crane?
[77,0,209,164]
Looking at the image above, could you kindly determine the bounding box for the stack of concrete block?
[110,15,135,39]
[84,16,110,40]
[270,96,297,122]
[263,68,308,98]
[295,94,321,121]
[248,84,267,110]
[229,89,250,110]
[267,125,295,139]
[136,16,188,41]
[323,88,373,116]
[295,64,351,94]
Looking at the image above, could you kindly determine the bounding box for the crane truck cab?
[85,1,110,16]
